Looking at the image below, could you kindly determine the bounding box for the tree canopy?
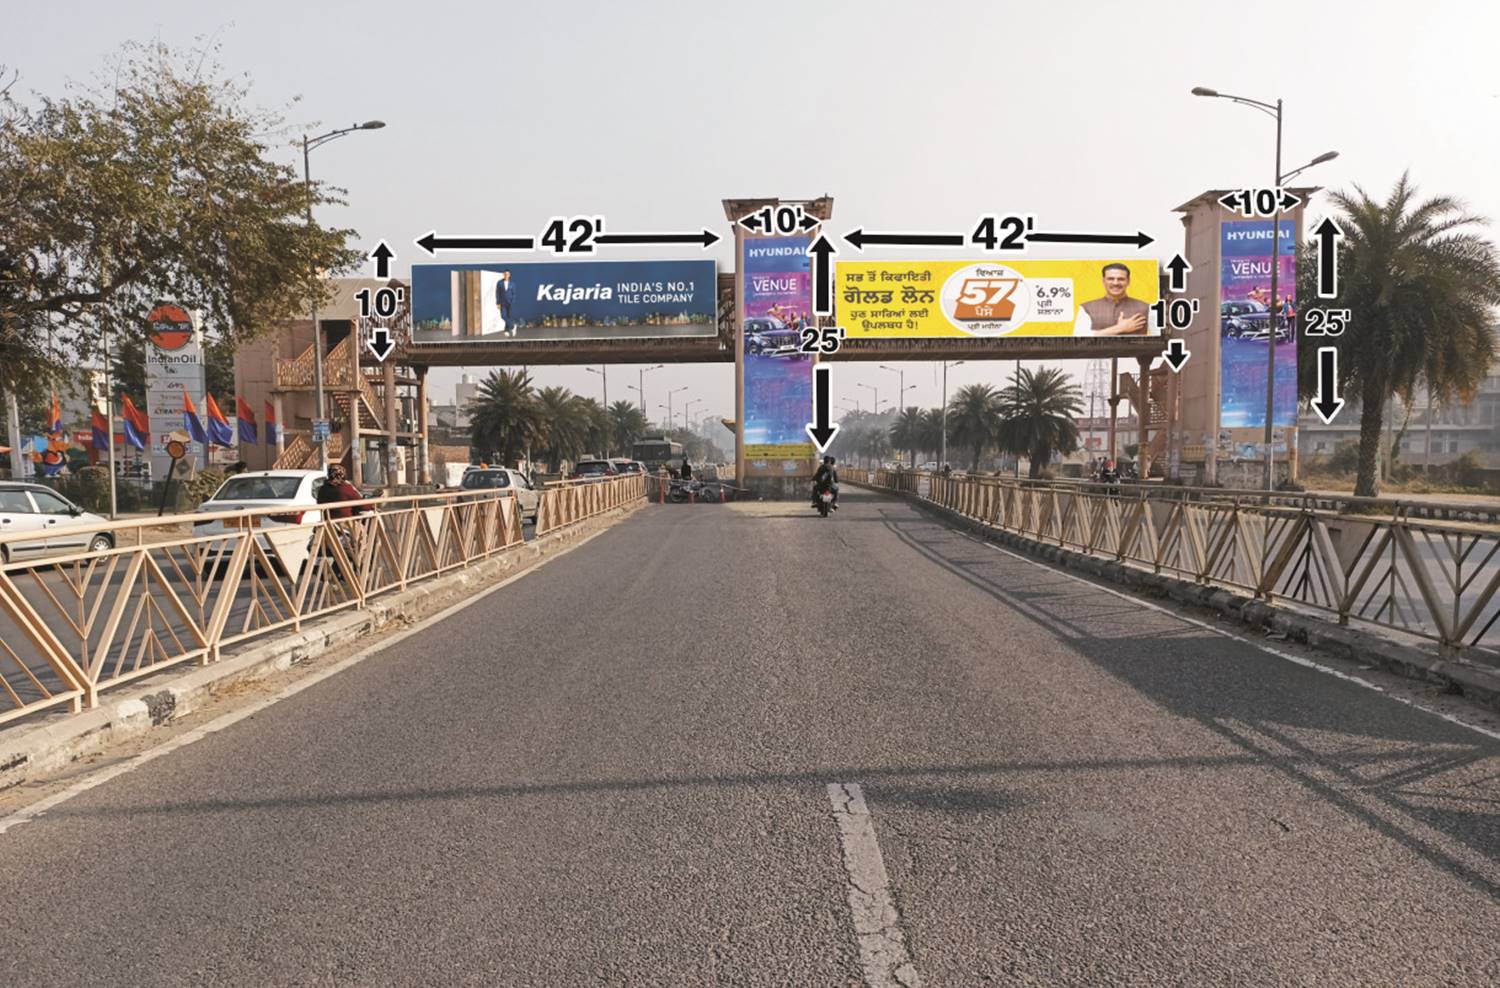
[0,41,362,400]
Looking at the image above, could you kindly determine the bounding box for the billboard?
[1219,220,1298,429]
[742,236,815,461]
[835,259,1159,338]
[409,260,717,344]
[144,304,205,477]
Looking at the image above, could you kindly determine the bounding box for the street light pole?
[666,385,687,432]
[302,120,386,472]
[858,383,878,418]
[586,366,609,455]
[639,364,663,416]
[1192,87,1338,490]
[941,360,965,469]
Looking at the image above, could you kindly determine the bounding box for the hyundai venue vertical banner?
[741,236,814,463]
[1219,221,1298,430]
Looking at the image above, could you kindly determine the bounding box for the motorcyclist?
[1099,458,1121,494]
[812,455,839,510]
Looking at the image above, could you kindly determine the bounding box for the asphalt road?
[1,489,1499,985]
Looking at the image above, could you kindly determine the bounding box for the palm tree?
[918,408,945,466]
[466,369,541,467]
[947,383,1003,472]
[890,407,924,467]
[536,387,597,468]
[1298,173,1500,496]
[608,400,648,454]
[997,367,1083,479]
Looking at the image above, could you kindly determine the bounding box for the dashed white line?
[955,530,1500,744]
[827,782,922,988]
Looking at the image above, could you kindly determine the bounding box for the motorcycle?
[812,482,837,517]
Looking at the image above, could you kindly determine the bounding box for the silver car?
[457,468,539,522]
[0,482,114,564]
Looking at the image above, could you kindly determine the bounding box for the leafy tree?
[890,407,924,467]
[919,408,945,465]
[947,383,1003,472]
[0,41,361,400]
[1296,173,1500,496]
[536,387,597,467]
[467,369,541,467]
[997,367,1083,479]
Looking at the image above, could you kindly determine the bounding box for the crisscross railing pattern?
[0,475,645,727]
[857,471,1500,655]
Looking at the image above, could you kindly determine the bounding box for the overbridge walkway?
[2,488,1499,985]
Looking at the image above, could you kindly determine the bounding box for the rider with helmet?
[812,455,839,511]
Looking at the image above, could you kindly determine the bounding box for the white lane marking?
[954,530,1500,744]
[0,525,619,836]
[827,783,922,988]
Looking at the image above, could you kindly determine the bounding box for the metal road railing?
[0,475,646,727]
[535,474,647,536]
[854,470,1500,656]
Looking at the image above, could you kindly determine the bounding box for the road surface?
[1,488,1498,986]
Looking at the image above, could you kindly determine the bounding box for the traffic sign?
[312,419,332,442]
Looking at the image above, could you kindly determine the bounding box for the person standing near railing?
[317,464,365,520]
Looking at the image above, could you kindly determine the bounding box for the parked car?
[0,482,114,563]
[458,467,539,522]
[569,459,619,482]
[745,316,801,357]
[609,459,645,476]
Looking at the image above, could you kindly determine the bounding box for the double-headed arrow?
[805,365,840,453]
[740,212,819,234]
[843,227,1152,251]
[1315,217,1344,298]
[1312,347,1345,424]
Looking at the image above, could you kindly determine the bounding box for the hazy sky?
[14,0,1500,426]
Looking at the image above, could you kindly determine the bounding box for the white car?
[457,467,539,522]
[0,483,114,564]
[193,470,327,532]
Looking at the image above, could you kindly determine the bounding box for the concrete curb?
[0,502,642,790]
[863,485,1500,712]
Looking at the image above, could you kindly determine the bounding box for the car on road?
[569,459,619,482]
[609,459,645,477]
[458,467,539,522]
[192,470,327,543]
[0,482,114,563]
[745,316,801,357]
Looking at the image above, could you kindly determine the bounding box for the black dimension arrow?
[415,231,535,255]
[1027,230,1154,248]
[809,235,836,316]
[1161,338,1191,372]
[1315,217,1344,298]
[370,240,394,278]
[1166,254,1191,292]
[1312,346,1345,424]
[805,364,840,453]
[594,229,720,248]
[844,229,964,251]
[367,326,394,363]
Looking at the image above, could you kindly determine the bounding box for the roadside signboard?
[144,304,205,479]
[409,260,717,345]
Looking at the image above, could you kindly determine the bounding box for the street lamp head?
[1310,150,1339,166]
[358,120,387,130]
[1190,86,1219,97]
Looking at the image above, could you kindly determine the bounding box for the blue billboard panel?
[1219,220,1298,429]
[410,259,717,344]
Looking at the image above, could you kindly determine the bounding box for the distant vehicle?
[631,438,684,473]
[919,461,939,472]
[609,459,646,476]
[0,482,113,563]
[745,316,800,357]
[569,459,618,482]
[458,467,539,522]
